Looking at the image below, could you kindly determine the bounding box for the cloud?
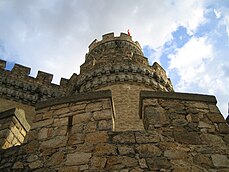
[168,35,229,117]
[168,36,213,83]
[0,0,207,82]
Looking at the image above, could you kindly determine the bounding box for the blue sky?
[0,0,228,117]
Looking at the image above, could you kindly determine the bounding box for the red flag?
[127,29,130,36]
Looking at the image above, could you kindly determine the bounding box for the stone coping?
[139,91,217,119]
[140,91,217,103]
[0,108,30,131]
[36,90,112,110]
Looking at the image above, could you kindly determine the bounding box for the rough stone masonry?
[0,32,228,171]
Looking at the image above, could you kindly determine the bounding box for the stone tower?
[0,33,228,171]
[75,32,173,131]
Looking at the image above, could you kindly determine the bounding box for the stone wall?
[0,108,30,149]
[0,90,228,171]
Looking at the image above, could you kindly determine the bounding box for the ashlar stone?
[65,152,92,166]
[211,154,229,167]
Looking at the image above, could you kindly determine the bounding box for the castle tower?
[75,32,173,131]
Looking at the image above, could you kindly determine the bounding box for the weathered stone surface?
[136,144,162,157]
[211,154,229,167]
[12,161,24,169]
[32,118,53,129]
[193,154,213,168]
[85,131,108,143]
[47,151,64,166]
[53,117,68,126]
[85,101,103,112]
[118,145,135,155]
[90,156,107,169]
[201,134,226,148]
[28,160,43,169]
[98,120,112,130]
[68,133,85,145]
[207,113,226,123]
[138,158,148,168]
[40,136,67,148]
[106,156,138,170]
[135,132,160,143]
[164,150,188,160]
[218,123,229,134]
[53,107,69,115]
[144,106,168,129]
[72,113,92,124]
[93,109,112,120]
[94,143,117,155]
[27,154,39,162]
[186,114,199,123]
[146,157,171,171]
[59,166,79,172]
[65,152,92,166]
[172,118,188,126]
[174,132,201,145]
[112,132,136,144]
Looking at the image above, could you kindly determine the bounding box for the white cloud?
[0,0,207,82]
[169,37,213,81]
[168,36,229,117]
[214,9,221,18]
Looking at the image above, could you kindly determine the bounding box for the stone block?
[106,156,138,170]
[84,121,97,133]
[68,133,85,145]
[72,113,92,124]
[98,120,112,130]
[93,109,112,120]
[85,101,103,112]
[12,161,24,169]
[174,132,201,145]
[90,156,107,169]
[112,132,136,144]
[40,136,67,149]
[135,132,160,143]
[207,113,226,123]
[28,160,43,169]
[118,145,135,155]
[47,151,64,166]
[94,143,117,155]
[164,150,188,160]
[146,157,171,171]
[218,123,229,134]
[53,117,68,126]
[65,152,92,166]
[201,134,226,148]
[136,144,162,157]
[211,154,229,167]
[32,118,53,129]
[85,131,108,143]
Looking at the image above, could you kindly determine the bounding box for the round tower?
[76,32,173,93]
[75,32,173,131]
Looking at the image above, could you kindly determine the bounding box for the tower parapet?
[0,60,70,105]
[75,32,173,93]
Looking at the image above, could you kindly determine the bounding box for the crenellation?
[11,64,31,77]
[36,71,53,84]
[102,32,115,40]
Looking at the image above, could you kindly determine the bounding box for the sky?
[0,0,228,118]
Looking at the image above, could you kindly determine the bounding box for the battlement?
[0,59,69,87]
[0,59,75,105]
[88,32,142,54]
